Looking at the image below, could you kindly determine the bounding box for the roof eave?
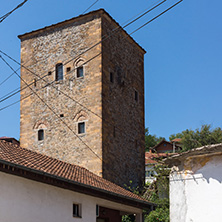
[0,158,153,210]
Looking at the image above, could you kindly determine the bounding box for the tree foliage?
[169,124,222,151]
[145,128,165,151]
[122,164,170,222]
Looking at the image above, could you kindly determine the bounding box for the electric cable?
[0,55,102,161]
[0,0,28,23]
[82,0,100,15]
[0,0,167,105]
[0,1,183,143]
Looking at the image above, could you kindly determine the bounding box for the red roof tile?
[0,140,151,206]
[145,151,176,165]
[171,138,182,142]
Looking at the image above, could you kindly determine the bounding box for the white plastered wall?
[0,171,142,222]
[170,155,222,222]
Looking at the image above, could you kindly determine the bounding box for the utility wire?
[0,0,167,105]
[129,0,183,36]
[82,0,100,15]
[0,0,183,135]
[0,55,102,161]
[0,0,28,23]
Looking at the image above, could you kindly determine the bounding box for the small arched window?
[38,129,44,141]
[75,59,85,78]
[55,63,63,81]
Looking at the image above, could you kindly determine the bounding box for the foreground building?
[0,140,153,222]
[18,9,145,188]
[165,143,222,222]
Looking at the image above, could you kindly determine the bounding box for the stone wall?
[19,10,145,187]
[101,14,145,187]
[20,14,103,176]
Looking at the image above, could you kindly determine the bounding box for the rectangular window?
[66,67,71,73]
[73,203,81,218]
[78,122,85,134]
[56,63,63,81]
[77,66,84,78]
[38,129,44,141]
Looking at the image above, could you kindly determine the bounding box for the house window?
[135,90,138,102]
[77,66,84,78]
[73,203,81,218]
[66,67,71,73]
[38,129,44,141]
[78,122,85,134]
[55,63,63,81]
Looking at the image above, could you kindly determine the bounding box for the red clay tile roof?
[0,140,151,207]
[145,151,176,165]
[171,138,182,142]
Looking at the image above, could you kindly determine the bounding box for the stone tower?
[19,9,145,187]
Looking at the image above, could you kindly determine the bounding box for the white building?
[0,140,153,222]
[165,143,222,222]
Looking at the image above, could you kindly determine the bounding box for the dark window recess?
[48,71,52,76]
[60,114,64,117]
[78,122,85,134]
[66,67,71,72]
[113,126,116,137]
[110,72,114,83]
[55,63,63,81]
[135,90,138,102]
[73,204,81,217]
[77,66,84,78]
[96,205,99,217]
[33,79,37,87]
[38,129,44,141]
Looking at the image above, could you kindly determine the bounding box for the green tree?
[122,164,170,222]
[169,124,222,151]
[145,128,165,151]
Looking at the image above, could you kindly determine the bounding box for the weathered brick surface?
[19,10,145,187]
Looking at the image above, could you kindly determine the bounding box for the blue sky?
[0,0,222,140]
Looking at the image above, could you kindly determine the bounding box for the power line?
[82,0,100,15]
[0,1,183,138]
[0,0,28,23]
[0,55,102,161]
[0,0,166,104]
[129,0,183,36]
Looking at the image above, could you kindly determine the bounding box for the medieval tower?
[19,9,145,187]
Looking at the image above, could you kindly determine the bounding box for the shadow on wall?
[193,155,222,184]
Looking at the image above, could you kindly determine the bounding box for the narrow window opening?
[60,114,64,118]
[33,79,37,87]
[55,63,63,81]
[77,66,84,78]
[135,90,138,102]
[78,122,85,134]
[73,204,81,218]
[66,67,71,73]
[38,129,44,141]
[110,72,114,83]
[48,71,52,76]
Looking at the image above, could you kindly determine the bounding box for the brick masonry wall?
[20,14,103,176]
[101,14,145,188]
